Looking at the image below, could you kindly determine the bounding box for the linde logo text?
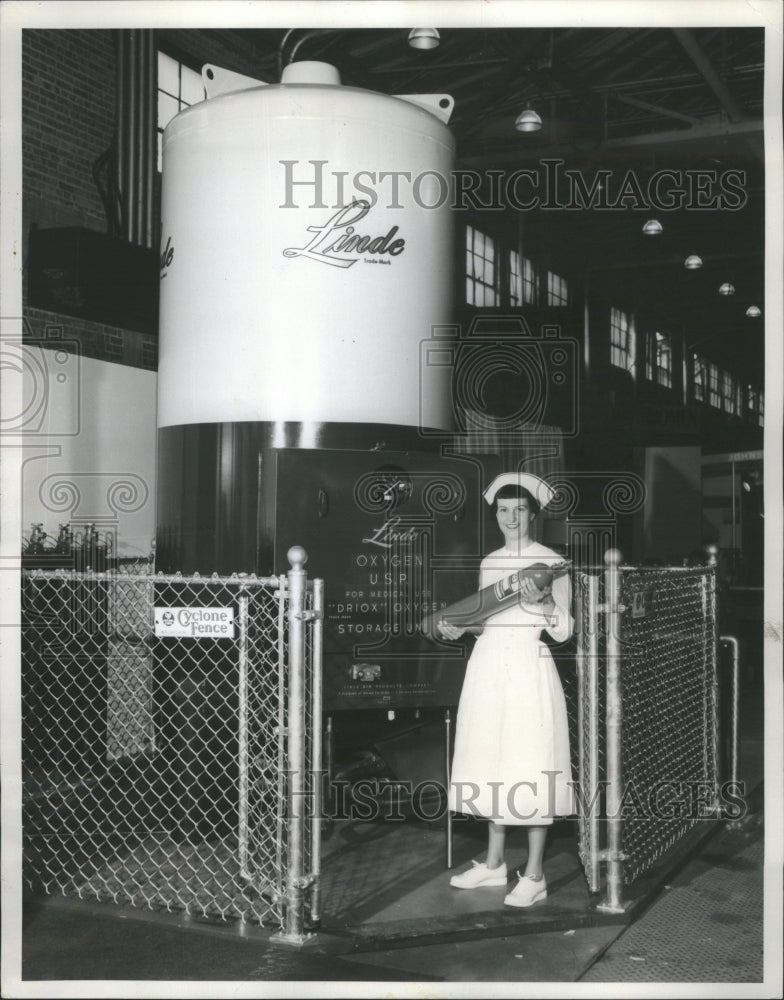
[362,517,419,549]
[283,201,405,268]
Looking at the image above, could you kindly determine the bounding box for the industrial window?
[509,252,538,306]
[693,354,706,402]
[466,226,499,306]
[721,370,735,413]
[610,307,631,369]
[748,388,764,426]
[157,51,205,172]
[747,386,761,424]
[547,270,569,306]
[521,256,538,305]
[707,363,721,408]
[509,250,523,306]
[645,331,672,387]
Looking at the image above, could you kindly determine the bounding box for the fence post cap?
[604,548,623,566]
[287,545,308,569]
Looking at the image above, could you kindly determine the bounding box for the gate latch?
[293,609,323,622]
[597,848,628,862]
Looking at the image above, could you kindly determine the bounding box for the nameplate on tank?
[154,606,235,639]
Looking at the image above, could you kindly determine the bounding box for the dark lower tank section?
[155,421,497,711]
[156,421,454,576]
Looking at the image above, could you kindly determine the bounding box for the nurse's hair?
[494,483,540,518]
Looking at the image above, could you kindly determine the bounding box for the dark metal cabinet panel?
[271,449,483,710]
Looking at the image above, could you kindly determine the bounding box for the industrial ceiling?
[162,25,767,384]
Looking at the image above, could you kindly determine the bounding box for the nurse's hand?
[518,576,553,611]
[437,620,466,641]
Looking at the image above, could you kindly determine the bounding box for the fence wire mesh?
[21,566,319,930]
[572,570,606,893]
[616,566,718,885]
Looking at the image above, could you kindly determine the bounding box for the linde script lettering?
[362,517,419,549]
[283,201,405,268]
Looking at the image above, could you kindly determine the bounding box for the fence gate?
[574,554,734,912]
[22,547,323,944]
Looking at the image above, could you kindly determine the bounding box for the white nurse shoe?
[504,872,548,907]
[449,860,508,888]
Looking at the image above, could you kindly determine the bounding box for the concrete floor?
[10,670,776,993]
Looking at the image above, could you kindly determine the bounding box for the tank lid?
[281,61,342,86]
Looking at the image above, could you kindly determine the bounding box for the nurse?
[440,472,574,907]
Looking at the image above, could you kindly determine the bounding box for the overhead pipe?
[115,29,156,248]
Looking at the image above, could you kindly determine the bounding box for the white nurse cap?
[483,472,556,509]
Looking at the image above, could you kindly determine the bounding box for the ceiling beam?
[673,28,745,122]
[616,92,700,126]
[459,117,763,166]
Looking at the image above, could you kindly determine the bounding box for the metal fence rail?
[22,550,322,940]
[574,570,604,894]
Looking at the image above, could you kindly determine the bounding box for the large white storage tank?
[154,60,480,714]
[157,61,456,432]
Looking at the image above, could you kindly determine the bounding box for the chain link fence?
[616,565,719,885]
[22,550,733,928]
[22,555,323,940]
[572,559,732,910]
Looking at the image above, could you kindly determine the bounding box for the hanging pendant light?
[684,255,703,269]
[515,105,542,132]
[718,282,735,296]
[745,305,761,317]
[642,219,663,235]
[408,28,440,50]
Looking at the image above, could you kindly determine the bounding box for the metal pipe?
[141,29,156,246]
[309,577,324,925]
[114,31,126,237]
[325,715,334,818]
[599,548,625,912]
[445,708,452,869]
[731,460,737,556]
[274,576,286,906]
[279,546,308,944]
[719,635,740,792]
[115,29,156,247]
[237,593,250,881]
[706,549,721,799]
[587,573,600,893]
[126,32,138,242]
[574,573,587,878]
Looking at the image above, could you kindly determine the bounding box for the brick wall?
[24,307,158,371]
[23,29,116,234]
[22,29,157,367]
